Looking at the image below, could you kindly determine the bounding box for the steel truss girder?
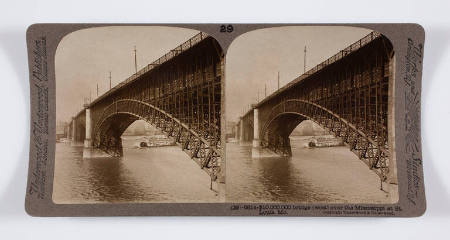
[261,99,390,181]
[93,99,222,181]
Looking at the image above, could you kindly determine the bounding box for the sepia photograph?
[2,0,442,237]
[53,26,224,203]
[225,26,398,203]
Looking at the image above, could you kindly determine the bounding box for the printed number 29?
[220,25,234,33]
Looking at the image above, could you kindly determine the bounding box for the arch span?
[261,99,390,181]
[93,99,222,180]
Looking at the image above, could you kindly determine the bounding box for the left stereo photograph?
[53,26,224,204]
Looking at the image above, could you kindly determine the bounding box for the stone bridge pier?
[70,117,76,145]
[251,106,262,158]
[239,104,280,159]
[239,117,244,145]
[70,113,85,147]
[82,106,109,159]
[83,107,92,149]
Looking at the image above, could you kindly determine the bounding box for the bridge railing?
[115,32,208,90]
[292,31,381,82]
[255,31,382,108]
[89,32,209,106]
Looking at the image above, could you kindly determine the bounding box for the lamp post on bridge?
[277,71,280,90]
[134,46,138,74]
[304,45,307,73]
[265,84,267,97]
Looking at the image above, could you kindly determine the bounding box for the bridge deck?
[88,31,211,107]
[242,31,382,118]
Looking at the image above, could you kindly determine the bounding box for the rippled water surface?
[226,136,394,203]
[53,136,220,203]
[53,136,394,204]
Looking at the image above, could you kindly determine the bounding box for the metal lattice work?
[262,99,390,180]
[93,99,222,180]
[237,31,395,183]
[70,32,223,182]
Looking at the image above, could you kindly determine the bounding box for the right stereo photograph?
[225,26,398,204]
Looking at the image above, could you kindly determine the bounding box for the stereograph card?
[25,24,426,216]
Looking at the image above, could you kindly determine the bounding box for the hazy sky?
[225,26,372,122]
[56,25,372,124]
[56,26,199,122]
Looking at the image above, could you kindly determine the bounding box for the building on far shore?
[56,120,69,140]
[122,120,165,136]
[291,120,327,136]
[226,121,237,140]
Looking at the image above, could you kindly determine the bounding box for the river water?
[53,136,394,204]
[226,136,394,203]
[52,136,220,203]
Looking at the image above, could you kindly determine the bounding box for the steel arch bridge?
[67,32,224,181]
[236,31,397,184]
